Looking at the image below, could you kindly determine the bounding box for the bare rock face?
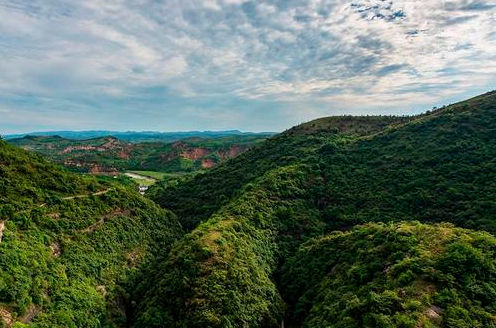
[62,145,97,154]
[50,242,61,257]
[0,307,12,327]
[218,145,246,159]
[0,221,4,245]
[96,285,107,297]
[181,147,210,160]
[201,158,215,168]
[425,305,444,321]
[117,150,131,159]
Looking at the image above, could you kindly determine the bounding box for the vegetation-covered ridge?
[2,90,496,327]
[8,134,269,174]
[133,164,324,327]
[139,91,496,327]
[281,221,496,328]
[0,139,182,327]
[148,113,408,229]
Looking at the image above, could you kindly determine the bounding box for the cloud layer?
[0,0,495,133]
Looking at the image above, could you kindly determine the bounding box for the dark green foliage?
[150,132,352,230]
[3,91,496,327]
[316,91,496,232]
[139,91,496,327]
[280,222,496,328]
[0,140,182,327]
[133,165,324,327]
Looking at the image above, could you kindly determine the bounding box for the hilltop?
[4,130,274,143]
[138,91,496,327]
[281,221,496,327]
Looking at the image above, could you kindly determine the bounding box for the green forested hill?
[2,91,496,327]
[0,139,182,327]
[138,91,496,327]
[8,134,269,174]
[149,115,411,229]
[281,222,496,328]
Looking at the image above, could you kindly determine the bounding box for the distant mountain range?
[7,134,270,173]
[3,130,275,143]
[2,91,496,327]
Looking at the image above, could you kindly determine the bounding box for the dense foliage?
[281,222,496,328]
[139,91,496,327]
[133,165,324,327]
[0,140,182,327]
[149,129,359,229]
[2,91,496,327]
[315,92,496,232]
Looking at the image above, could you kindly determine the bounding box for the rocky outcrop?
[0,221,4,245]
[201,158,215,168]
[62,145,98,154]
[218,145,246,159]
[181,148,210,160]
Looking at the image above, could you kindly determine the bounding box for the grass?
[123,172,156,186]
[128,170,182,180]
[124,171,187,187]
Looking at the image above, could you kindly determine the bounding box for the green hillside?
[2,91,496,327]
[0,139,182,327]
[8,134,269,175]
[138,91,496,327]
[281,222,496,328]
[149,115,411,229]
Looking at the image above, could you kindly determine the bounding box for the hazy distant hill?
[7,134,270,174]
[3,130,274,143]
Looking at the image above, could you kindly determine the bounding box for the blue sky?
[0,0,495,134]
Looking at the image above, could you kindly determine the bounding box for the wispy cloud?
[0,0,495,133]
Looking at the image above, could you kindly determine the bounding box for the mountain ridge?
[1,90,496,327]
[7,134,270,174]
[0,138,182,327]
[138,90,496,327]
[3,130,275,143]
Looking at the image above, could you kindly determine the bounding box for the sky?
[0,0,495,134]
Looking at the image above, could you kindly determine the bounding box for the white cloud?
[0,0,495,132]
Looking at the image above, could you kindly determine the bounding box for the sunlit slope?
[315,90,496,232]
[150,115,411,230]
[281,222,496,328]
[139,91,496,327]
[0,139,182,327]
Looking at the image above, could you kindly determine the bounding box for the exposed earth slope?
[8,134,269,174]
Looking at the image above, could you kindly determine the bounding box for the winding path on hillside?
[61,188,114,200]
[5,189,116,239]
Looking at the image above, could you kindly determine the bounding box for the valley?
[2,1,493,326]
[7,133,271,176]
[1,91,496,327]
